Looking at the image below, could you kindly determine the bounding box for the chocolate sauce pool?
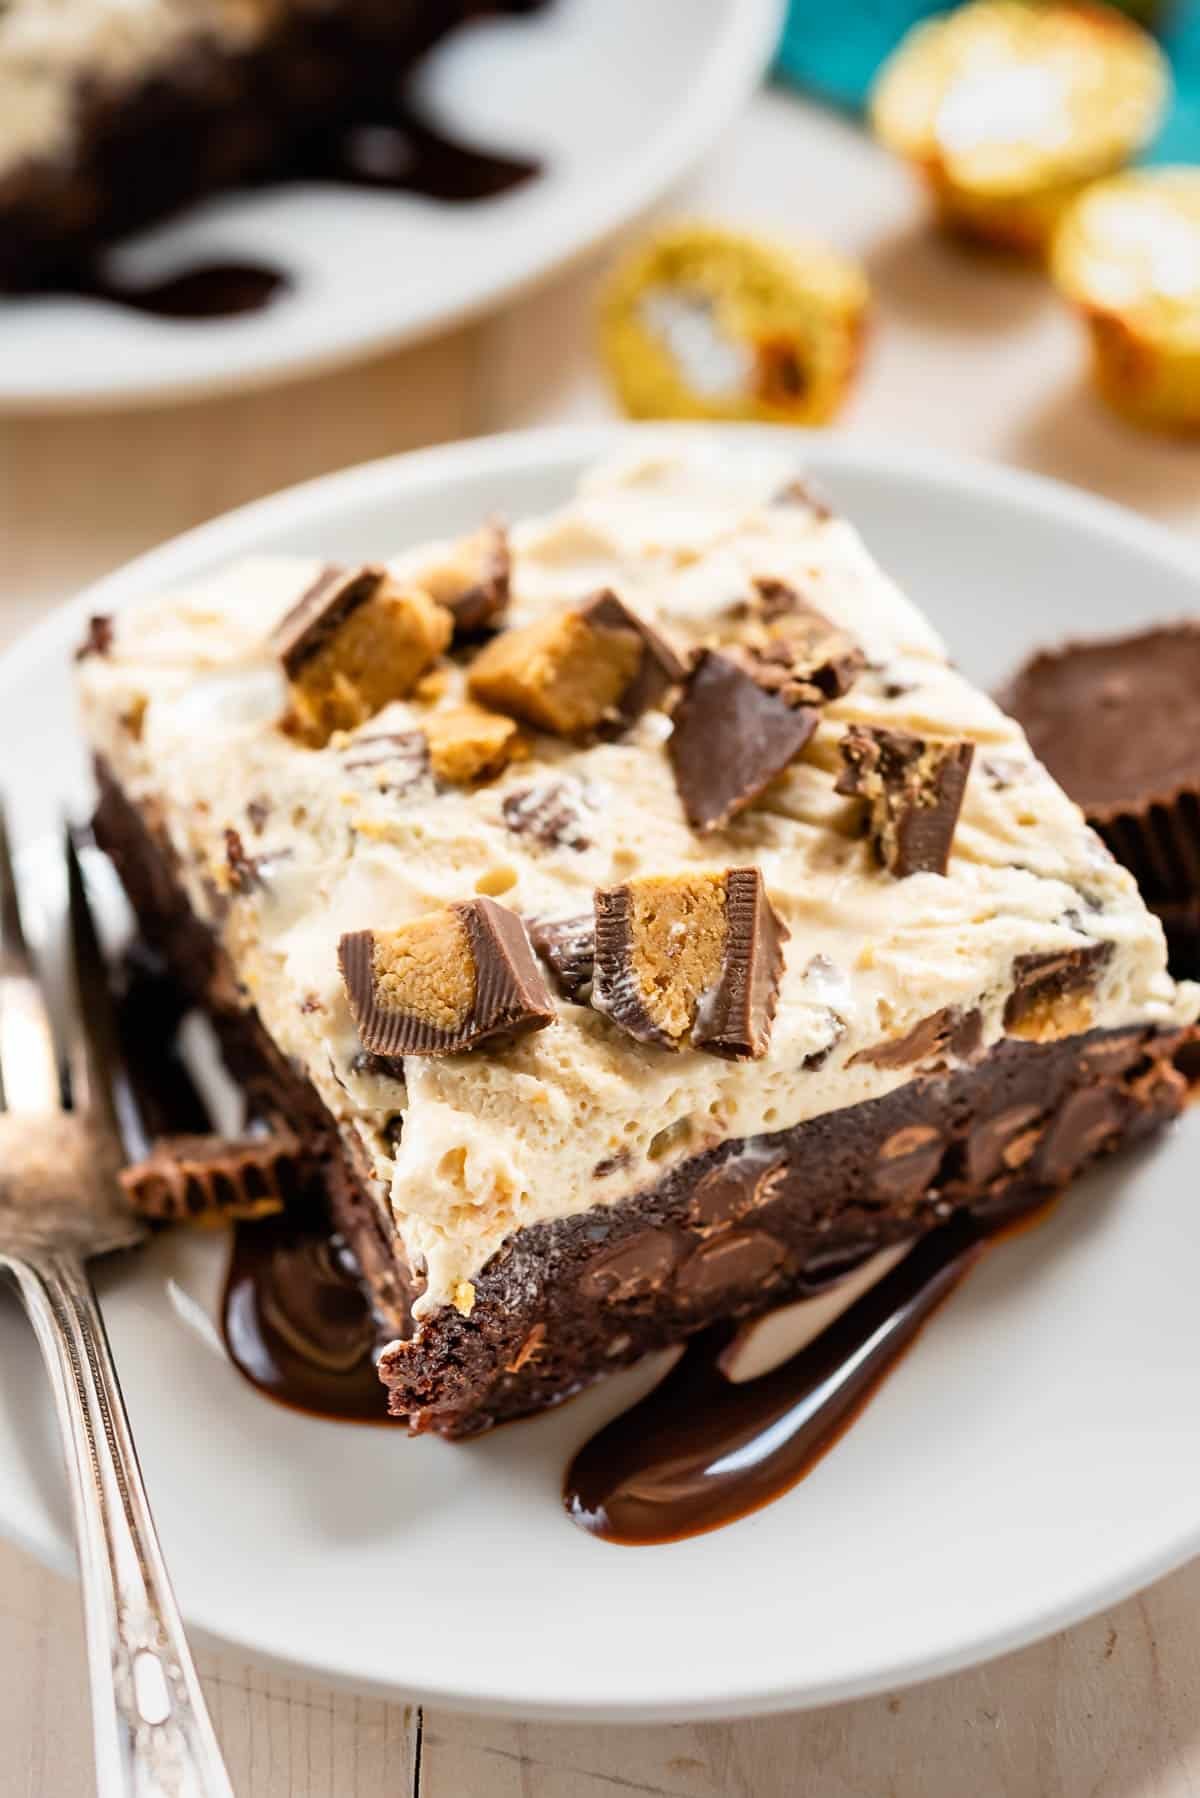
[222,1213,390,1424]
[564,1219,986,1547]
[52,106,540,321]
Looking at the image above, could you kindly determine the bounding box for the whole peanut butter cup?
[1000,624,1200,969]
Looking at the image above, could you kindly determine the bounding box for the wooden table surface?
[1,90,1198,1798]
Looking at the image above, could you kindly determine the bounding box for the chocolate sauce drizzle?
[564,1218,986,1547]
[52,104,539,321]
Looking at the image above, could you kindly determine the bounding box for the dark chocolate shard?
[836,726,974,877]
[119,1128,306,1222]
[692,867,789,1059]
[501,778,592,851]
[1003,941,1113,1036]
[593,867,787,1059]
[528,914,596,1002]
[270,563,383,677]
[75,614,114,662]
[342,730,432,794]
[338,897,554,1058]
[441,522,511,637]
[669,651,821,833]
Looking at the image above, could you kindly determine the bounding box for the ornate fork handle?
[3,1249,234,1798]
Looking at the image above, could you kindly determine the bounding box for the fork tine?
[0,800,61,1114]
[64,825,146,1162]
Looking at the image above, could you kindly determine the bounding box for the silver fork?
[0,809,233,1798]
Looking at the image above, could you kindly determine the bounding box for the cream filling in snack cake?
[77,441,1199,1436]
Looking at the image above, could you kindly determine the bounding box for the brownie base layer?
[93,761,1197,1439]
[0,0,539,291]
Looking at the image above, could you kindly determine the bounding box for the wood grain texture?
[1,88,1199,1798]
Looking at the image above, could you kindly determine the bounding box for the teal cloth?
[775,1,1200,162]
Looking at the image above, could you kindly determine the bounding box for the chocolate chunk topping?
[120,1128,306,1222]
[75,614,114,662]
[528,914,596,1002]
[1004,941,1113,1038]
[467,589,686,739]
[271,564,384,677]
[669,651,821,833]
[592,867,787,1059]
[501,778,592,850]
[338,897,554,1058]
[836,726,974,877]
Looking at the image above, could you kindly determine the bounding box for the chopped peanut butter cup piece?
[467,590,686,738]
[419,522,511,637]
[423,705,521,786]
[719,579,865,706]
[338,897,554,1058]
[669,651,821,833]
[593,868,787,1059]
[529,913,596,1002]
[272,563,452,747]
[836,726,974,877]
[1004,941,1114,1042]
[120,1129,306,1223]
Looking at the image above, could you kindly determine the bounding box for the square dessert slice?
[78,442,1199,1436]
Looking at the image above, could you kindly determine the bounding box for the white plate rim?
[4,422,1200,1720]
[0,0,784,414]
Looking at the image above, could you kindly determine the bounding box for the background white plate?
[0,0,781,413]
[2,426,1199,1722]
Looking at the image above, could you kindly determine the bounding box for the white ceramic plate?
[3,426,1200,1721]
[0,0,781,413]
